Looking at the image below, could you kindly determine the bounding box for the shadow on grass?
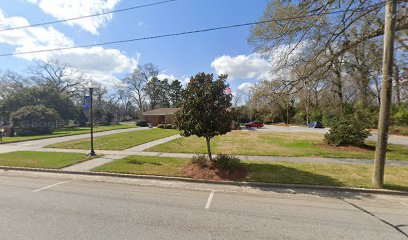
[242,162,381,199]
[245,162,342,186]
[127,159,163,166]
[384,183,408,192]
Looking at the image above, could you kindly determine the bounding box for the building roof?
[142,108,179,116]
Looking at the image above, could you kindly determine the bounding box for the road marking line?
[205,191,215,209]
[400,202,408,207]
[32,180,72,193]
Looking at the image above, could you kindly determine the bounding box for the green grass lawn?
[389,125,408,136]
[93,155,408,191]
[146,131,408,160]
[95,155,187,177]
[47,128,179,150]
[0,124,137,144]
[0,151,91,169]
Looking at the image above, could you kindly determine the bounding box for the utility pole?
[303,79,309,126]
[89,87,96,156]
[373,0,396,188]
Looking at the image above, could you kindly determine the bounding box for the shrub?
[165,124,174,129]
[11,105,60,136]
[392,105,408,126]
[213,154,242,171]
[230,121,241,130]
[136,120,148,127]
[157,124,165,128]
[191,155,210,168]
[101,112,114,126]
[324,117,370,146]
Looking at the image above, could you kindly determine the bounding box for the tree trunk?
[373,0,396,188]
[205,137,213,161]
[394,63,401,105]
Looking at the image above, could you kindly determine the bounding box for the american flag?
[224,87,232,94]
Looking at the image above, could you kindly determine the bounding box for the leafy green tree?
[158,79,171,108]
[0,86,76,122]
[169,80,182,107]
[145,76,161,109]
[11,105,60,136]
[175,73,232,161]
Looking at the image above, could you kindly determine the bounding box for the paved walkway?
[60,135,182,171]
[0,127,148,154]
[36,147,408,170]
[63,155,128,171]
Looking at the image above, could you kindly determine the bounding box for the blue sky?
[0,0,271,91]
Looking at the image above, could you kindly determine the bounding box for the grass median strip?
[47,128,179,150]
[94,155,188,176]
[1,123,137,144]
[93,155,408,191]
[0,151,92,169]
[146,131,408,160]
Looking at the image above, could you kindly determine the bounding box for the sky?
[0,0,271,92]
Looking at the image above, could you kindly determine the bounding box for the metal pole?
[89,87,96,156]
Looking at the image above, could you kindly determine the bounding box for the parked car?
[307,121,323,128]
[245,121,264,128]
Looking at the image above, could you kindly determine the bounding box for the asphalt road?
[246,125,408,146]
[0,171,407,240]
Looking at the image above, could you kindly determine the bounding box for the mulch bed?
[182,163,247,181]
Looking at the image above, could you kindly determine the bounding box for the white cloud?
[211,53,271,81]
[0,9,74,52]
[0,8,137,86]
[157,74,191,86]
[26,0,120,35]
[157,73,177,82]
[238,82,254,92]
[50,47,137,73]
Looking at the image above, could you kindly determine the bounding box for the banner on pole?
[83,96,91,110]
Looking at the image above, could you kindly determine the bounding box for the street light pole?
[89,87,96,156]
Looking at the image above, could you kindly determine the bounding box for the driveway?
[243,125,408,146]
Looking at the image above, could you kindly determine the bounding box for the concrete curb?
[0,165,407,196]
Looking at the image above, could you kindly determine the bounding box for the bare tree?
[123,63,159,114]
[30,60,86,95]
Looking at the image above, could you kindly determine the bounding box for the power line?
[0,5,385,57]
[0,0,178,32]
[0,20,301,57]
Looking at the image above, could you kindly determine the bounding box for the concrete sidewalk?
[53,135,182,171]
[34,147,408,171]
[0,127,148,154]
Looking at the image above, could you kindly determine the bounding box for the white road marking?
[400,202,408,207]
[32,180,72,193]
[205,191,215,209]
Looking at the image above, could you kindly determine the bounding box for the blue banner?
[83,96,91,110]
